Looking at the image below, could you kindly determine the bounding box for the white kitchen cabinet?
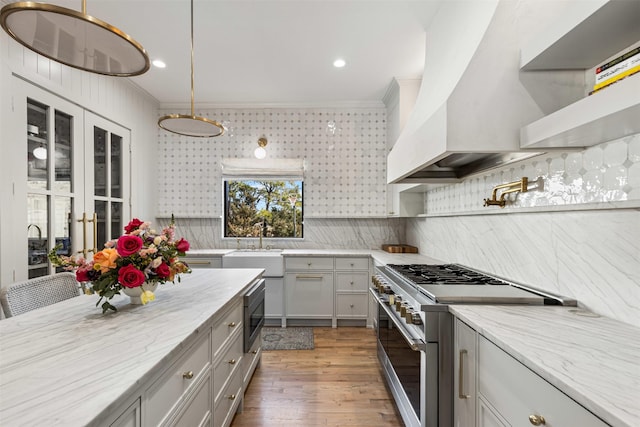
[477,335,608,427]
[109,398,141,427]
[243,333,262,390]
[265,277,284,322]
[334,257,370,323]
[454,320,608,427]
[285,271,334,321]
[454,319,477,427]
[519,1,640,149]
[9,78,131,282]
[477,398,507,427]
[284,256,334,325]
[212,299,244,427]
[181,255,223,269]
[144,329,212,426]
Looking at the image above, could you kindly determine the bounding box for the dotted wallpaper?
[157,107,387,218]
[425,133,640,215]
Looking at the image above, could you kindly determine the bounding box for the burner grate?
[387,264,508,286]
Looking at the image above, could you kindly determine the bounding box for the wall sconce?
[254,137,268,159]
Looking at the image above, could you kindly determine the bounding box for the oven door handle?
[371,289,426,352]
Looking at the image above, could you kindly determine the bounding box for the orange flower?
[93,248,119,273]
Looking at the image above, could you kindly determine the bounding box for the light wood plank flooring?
[230,327,403,427]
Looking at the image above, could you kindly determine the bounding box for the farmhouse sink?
[222,250,284,277]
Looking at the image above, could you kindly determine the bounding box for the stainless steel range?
[370,263,576,427]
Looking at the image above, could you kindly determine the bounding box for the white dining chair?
[0,272,80,318]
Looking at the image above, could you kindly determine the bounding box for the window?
[224,179,303,238]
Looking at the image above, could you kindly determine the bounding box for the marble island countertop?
[0,268,263,426]
[450,305,640,427]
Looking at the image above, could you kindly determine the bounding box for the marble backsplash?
[407,207,639,327]
[164,217,405,251]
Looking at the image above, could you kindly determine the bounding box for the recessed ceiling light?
[333,58,346,68]
[152,59,166,68]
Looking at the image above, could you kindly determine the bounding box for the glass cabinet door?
[85,112,130,249]
[13,79,130,281]
[25,93,83,279]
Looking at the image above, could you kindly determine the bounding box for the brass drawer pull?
[228,322,236,327]
[186,260,211,265]
[228,394,236,400]
[458,350,470,399]
[529,415,546,425]
[228,359,236,365]
[182,371,194,380]
[252,350,258,354]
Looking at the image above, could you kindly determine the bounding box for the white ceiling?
[51,0,441,106]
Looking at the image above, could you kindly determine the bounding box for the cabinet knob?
[529,415,546,426]
[228,322,236,327]
[307,262,312,266]
[182,371,194,380]
[350,281,354,285]
[252,350,258,354]
[228,359,236,365]
[350,263,354,267]
[228,394,236,400]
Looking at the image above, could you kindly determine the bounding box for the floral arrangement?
[49,217,191,313]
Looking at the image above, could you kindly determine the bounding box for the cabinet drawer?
[212,301,242,359]
[335,272,369,292]
[285,257,333,271]
[171,374,211,427]
[335,257,369,271]
[243,334,262,388]
[213,330,244,402]
[335,293,368,317]
[478,336,607,427]
[213,365,243,427]
[181,256,222,269]
[146,330,211,427]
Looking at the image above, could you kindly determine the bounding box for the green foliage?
[225,180,302,238]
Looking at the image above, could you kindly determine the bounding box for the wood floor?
[230,327,404,427]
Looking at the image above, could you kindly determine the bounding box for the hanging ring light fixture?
[0,0,149,76]
[158,0,224,138]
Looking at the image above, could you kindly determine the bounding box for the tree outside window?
[224,180,303,238]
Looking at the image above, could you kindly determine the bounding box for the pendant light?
[0,0,149,76]
[158,0,224,138]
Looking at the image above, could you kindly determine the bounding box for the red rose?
[175,238,190,253]
[118,264,146,288]
[124,218,143,234]
[117,235,143,257]
[76,269,90,282]
[156,262,171,278]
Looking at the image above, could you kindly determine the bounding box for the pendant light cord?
[190,0,195,117]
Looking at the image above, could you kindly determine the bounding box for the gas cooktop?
[383,263,568,305]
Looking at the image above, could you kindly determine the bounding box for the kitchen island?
[0,268,263,426]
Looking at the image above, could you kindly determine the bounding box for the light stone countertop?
[182,249,235,256]
[0,268,263,427]
[449,305,640,427]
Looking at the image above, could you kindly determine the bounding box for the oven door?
[244,279,265,352]
[372,289,435,427]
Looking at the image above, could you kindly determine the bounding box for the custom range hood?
[388,0,546,184]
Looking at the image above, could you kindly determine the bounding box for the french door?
[17,79,130,280]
